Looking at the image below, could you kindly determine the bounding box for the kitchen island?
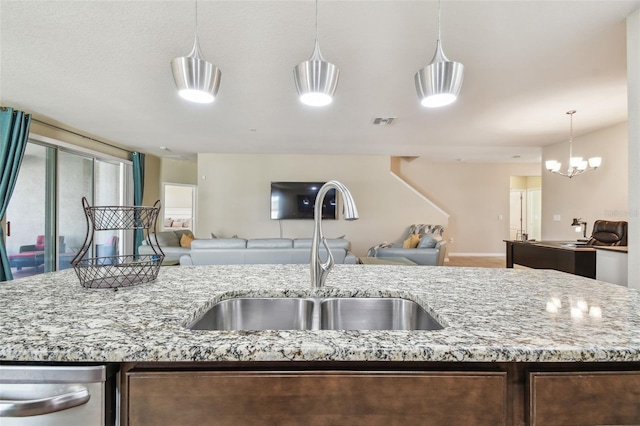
[1,265,639,425]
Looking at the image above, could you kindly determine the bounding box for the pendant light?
[545,110,602,178]
[293,0,339,107]
[414,0,464,108]
[171,2,221,104]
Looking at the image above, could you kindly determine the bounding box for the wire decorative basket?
[72,198,165,289]
[86,204,159,230]
[72,255,163,289]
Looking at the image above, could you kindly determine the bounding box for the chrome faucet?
[311,181,359,288]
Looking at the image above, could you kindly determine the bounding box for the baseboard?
[448,253,505,257]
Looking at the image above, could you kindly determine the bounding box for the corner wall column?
[627,9,640,289]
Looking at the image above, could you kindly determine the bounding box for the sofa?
[180,238,357,266]
[163,217,192,231]
[373,240,447,266]
[139,229,194,262]
[368,224,448,266]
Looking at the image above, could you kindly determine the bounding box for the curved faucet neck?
[311,181,359,289]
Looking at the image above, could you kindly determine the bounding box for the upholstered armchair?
[586,220,627,246]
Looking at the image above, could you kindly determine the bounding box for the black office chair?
[586,220,627,246]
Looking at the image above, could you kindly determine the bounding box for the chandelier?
[545,110,601,178]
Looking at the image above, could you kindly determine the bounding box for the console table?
[505,240,596,279]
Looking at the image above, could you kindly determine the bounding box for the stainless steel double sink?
[187,297,444,331]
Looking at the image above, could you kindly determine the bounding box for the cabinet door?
[529,371,640,425]
[127,370,507,426]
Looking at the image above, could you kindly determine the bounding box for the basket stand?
[71,197,165,289]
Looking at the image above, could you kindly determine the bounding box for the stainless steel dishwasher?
[0,364,117,426]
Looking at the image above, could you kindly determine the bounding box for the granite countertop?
[0,265,639,363]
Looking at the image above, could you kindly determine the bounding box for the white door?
[509,190,526,240]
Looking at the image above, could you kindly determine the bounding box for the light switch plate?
[553,214,561,221]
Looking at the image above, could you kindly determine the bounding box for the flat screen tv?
[270,182,337,220]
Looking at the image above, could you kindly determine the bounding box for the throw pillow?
[180,233,195,248]
[403,234,420,249]
[164,217,173,227]
[406,224,424,239]
[418,235,438,248]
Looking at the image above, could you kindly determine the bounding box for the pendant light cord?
[315,0,319,42]
[437,0,442,42]
[195,1,198,34]
[568,111,574,159]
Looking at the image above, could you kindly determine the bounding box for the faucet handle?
[314,237,335,288]
[320,237,335,272]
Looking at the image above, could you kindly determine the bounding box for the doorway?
[509,176,541,241]
[162,183,197,232]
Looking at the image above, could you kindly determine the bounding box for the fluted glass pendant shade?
[415,40,464,108]
[294,39,339,107]
[171,34,221,104]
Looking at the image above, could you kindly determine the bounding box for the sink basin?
[188,297,314,331]
[188,297,443,331]
[320,297,443,331]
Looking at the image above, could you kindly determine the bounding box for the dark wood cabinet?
[529,371,640,425]
[126,370,507,426]
[122,362,640,426]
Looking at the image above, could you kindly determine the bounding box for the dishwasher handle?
[0,387,90,417]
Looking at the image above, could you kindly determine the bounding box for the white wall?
[196,154,448,257]
[160,158,197,185]
[165,185,193,210]
[394,158,540,255]
[541,122,628,241]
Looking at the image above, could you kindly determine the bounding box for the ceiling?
[1,0,637,163]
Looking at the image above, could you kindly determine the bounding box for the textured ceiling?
[1,0,638,162]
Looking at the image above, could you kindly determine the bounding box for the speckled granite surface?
[0,265,638,362]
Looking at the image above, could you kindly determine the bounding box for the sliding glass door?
[95,159,127,260]
[4,140,133,279]
[4,144,52,278]
[58,151,94,269]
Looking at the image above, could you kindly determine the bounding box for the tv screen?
[270,182,337,220]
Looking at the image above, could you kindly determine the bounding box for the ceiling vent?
[372,117,396,126]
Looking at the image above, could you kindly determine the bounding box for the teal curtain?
[132,152,145,256]
[0,107,32,281]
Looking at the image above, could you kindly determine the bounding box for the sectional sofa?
[138,229,193,262]
[179,238,357,266]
